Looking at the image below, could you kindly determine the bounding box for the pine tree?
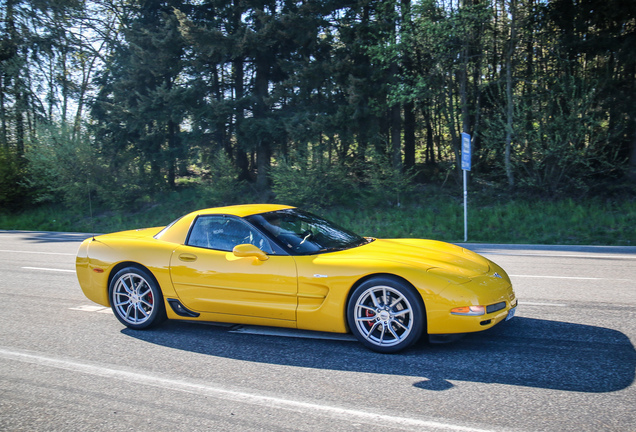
[92,0,187,191]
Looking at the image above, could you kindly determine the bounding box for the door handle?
[179,253,197,262]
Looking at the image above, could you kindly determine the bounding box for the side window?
[187,216,273,253]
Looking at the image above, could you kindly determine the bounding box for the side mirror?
[233,244,269,261]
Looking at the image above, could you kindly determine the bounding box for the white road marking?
[0,347,500,432]
[34,236,88,241]
[69,305,113,314]
[518,301,567,307]
[510,274,630,281]
[22,267,75,273]
[0,249,75,256]
[483,252,636,260]
[70,305,108,312]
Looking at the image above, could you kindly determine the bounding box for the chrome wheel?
[109,267,165,329]
[348,278,424,353]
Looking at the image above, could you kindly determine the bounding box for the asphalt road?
[0,230,634,432]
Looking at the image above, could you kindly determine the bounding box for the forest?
[1,0,635,214]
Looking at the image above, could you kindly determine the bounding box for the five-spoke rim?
[353,285,414,347]
[112,272,154,325]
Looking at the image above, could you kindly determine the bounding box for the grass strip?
[1,192,634,246]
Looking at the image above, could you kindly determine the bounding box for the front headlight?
[450,305,485,316]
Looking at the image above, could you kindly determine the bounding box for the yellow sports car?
[76,204,517,353]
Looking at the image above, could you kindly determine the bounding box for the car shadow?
[122,316,635,393]
[3,230,94,243]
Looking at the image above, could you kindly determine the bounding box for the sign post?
[461,133,471,242]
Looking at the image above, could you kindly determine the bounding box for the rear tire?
[109,266,166,330]
[347,277,424,353]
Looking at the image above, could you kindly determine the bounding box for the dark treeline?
[1,0,635,211]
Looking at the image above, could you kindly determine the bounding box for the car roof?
[190,204,294,218]
[155,204,295,244]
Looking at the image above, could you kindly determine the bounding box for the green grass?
[323,197,636,245]
[1,188,635,246]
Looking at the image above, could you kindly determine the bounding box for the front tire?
[109,266,166,330]
[347,277,424,353]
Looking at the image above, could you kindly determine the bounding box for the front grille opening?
[486,301,506,314]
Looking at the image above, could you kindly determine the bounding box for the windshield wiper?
[318,246,350,253]
[319,238,372,253]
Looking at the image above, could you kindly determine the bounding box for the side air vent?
[167,299,200,318]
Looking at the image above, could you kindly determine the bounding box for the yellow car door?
[169,215,298,321]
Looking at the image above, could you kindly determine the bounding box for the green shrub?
[270,159,358,210]
[362,151,416,207]
[200,151,249,206]
[25,124,104,207]
[0,147,29,210]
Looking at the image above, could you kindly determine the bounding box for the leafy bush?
[270,159,358,210]
[479,75,626,194]
[25,124,104,207]
[200,151,248,206]
[0,147,29,210]
[362,151,416,207]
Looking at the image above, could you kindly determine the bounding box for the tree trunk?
[167,119,177,188]
[15,91,24,158]
[388,3,401,172]
[390,102,402,170]
[404,101,416,170]
[629,126,636,182]
[233,58,250,181]
[0,74,7,151]
[424,104,435,164]
[504,0,517,187]
[401,0,415,171]
[74,37,107,140]
[254,56,270,193]
[443,73,461,178]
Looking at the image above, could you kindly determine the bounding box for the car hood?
[330,238,491,279]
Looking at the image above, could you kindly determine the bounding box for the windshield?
[246,209,371,255]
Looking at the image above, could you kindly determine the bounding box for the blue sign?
[461,133,471,171]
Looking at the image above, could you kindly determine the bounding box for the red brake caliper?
[365,309,374,328]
